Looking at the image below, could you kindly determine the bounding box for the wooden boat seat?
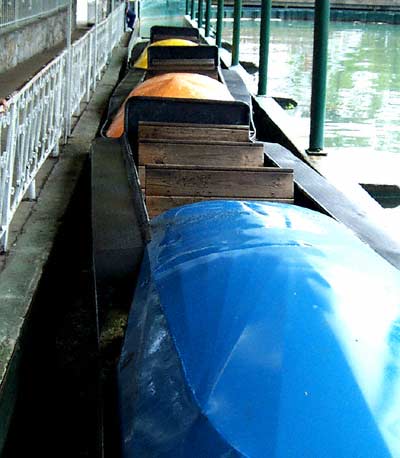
[124,97,251,163]
[138,139,264,185]
[138,122,250,143]
[150,26,200,44]
[144,164,294,218]
[146,46,220,80]
[137,120,263,188]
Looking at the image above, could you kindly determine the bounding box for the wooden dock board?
[145,164,294,216]
[138,122,249,142]
[146,165,293,198]
[146,196,293,218]
[263,141,400,270]
[138,140,264,167]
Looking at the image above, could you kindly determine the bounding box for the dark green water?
[140,0,187,35]
[222,19,400,155]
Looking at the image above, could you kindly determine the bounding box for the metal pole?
[231,0,242,66]
[216,0,224,48]
[28,180,36,201]
[135,0,140,36]
[185,0,190,15]
[64,0,73,142]
[197,0,204,28]
[190,0,195,20]
[205,0,211,37]
[309,0,330,153]
[1,103,17,252]
[94,0,98,88]
[257,0,272,96]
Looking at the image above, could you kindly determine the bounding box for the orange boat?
[106,73,234,138]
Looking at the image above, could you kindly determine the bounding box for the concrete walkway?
[0,35,128,455]
[0,28,89,99]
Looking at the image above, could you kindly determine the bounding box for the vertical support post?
[53,59,63,156]
[135,0,140,37]
[64,0,73,142]
[94,0,99,88]
[231,0,242,66]
[215,0,224,48]
[185,0,190,15]
[197,0,204,28]
[86,31,93,102]
[28,180,36,201]
[205,0,211,37]
[1,103,17,252]
[190,0,195,20]
[257,0,272,96]
[309,0,330,153]
[107,5,112,61]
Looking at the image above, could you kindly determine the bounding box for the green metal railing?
[309,0,330,153]
[257,0,272,96]
[205,0,212,36]
[190,0,195,20]
[197,0,204,27]
[216,0,224,47]
[231,0,242,65]
[187,0,330,153]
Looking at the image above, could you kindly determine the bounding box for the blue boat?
[118,200,400,458]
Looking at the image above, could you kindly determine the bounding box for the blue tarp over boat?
[118,201,400,457]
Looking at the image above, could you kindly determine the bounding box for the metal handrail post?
[190,0,195,20]
[1,103,17,252]
[205,0,212,37]
[309,0,330,153]
[257,0,272,96]
[86,31,93,102]
[198,0,204,28]
[64,0,73,142]
[186,0,190,15]
[94,0,99,89]
[231,0,242,66]
[216,0,224,48]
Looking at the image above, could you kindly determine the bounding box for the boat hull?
[118,200,400,457]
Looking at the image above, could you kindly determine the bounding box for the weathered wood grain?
[138,141,264,167]
[146,195,294,218]
[138,165,145,184]
[145,165,293,198]
[138,122,249,142]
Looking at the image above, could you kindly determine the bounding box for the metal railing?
[0,0,68,31]
[0,2,126,251]
[190,0,330,153]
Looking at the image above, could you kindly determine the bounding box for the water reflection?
[140,0,186,36]
[222,20,400,155]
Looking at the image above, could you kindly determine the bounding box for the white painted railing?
[0,0,68,30]
[0,3,126,251]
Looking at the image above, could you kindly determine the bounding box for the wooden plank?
[146,196,294,218]
[145,165,293,199]
[146,69,219,80]
[139,141,264,167]
[263,141,400,270]
[150,58,216,68]
[138,122,249,142]
[138,166,145,185]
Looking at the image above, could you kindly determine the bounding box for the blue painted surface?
[118,201,400,457]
